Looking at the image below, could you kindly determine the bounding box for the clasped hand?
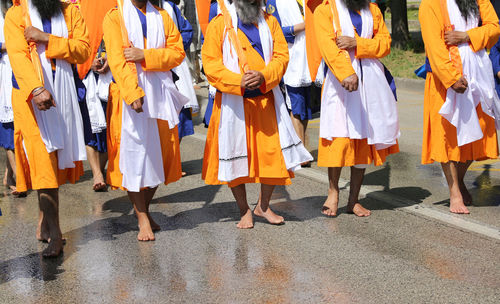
[91,56,110,74]
[123,43,145,62]
[24,26,49,44]
[241,70,264,91]
[444,30,469,46]
[451,76,468,94]
[336,36,357,50]
[32,88,55,111]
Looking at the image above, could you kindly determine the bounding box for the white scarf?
[218,4,312,182]
[82,71,107,133]
[319,0,400,150]
[163,0,199,113]
[120,0,188,192]
[0,13,13,123]
[439,0,500,146]
[29,1,86,169]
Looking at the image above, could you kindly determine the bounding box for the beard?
[32,0,61,20]
[455,0,479,21]
[235,0,262,24]
[342,0,370,12]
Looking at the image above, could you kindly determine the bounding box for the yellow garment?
[201,13,292,187]
[314,1,398,167]
[419,0,500,164]
[5,3,90,191]
[103,5,185,190]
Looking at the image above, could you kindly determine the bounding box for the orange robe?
[103,6,185,190]
[314,2,399,167]
[5,3,91,192]
[201,13,292,187]
[419,0,500,164]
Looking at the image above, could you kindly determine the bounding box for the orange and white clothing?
[103,0,186,192]
[201,4,312,188]
[5,2,91,192]
[419,0,500,164]
[314,0,399,168]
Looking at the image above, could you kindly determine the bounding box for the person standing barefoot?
[419,0,500,214]
[313,0,400,217]
[103,0,187,241]
[201,0,312,228]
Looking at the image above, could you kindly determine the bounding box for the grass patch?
[385,7,419,21]
[380,47,426,79]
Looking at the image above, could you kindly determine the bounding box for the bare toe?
[348,202,371,217]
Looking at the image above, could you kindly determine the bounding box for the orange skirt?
[202,91,293,188]
[12,89,83,192]
[106,83,182,190]
[422,74,499,164]
[318,137,399,167]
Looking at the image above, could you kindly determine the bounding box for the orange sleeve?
[314,2,355,83]
[4,6,43,100]
[467,0,500,51]
[355,4,391,59]
[260,14,289,93]
[419,0,461,89]
[103,9,145,105]
[201,15,244,96]
[142,10,185,71]
[45,4,91,64]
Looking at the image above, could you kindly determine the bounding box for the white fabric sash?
[440,0,500,146]
[319,0,400,150]
[163,0,199,113]
[207,1,230,101]
[217,4,312,182]
[29,1,86,169]
[96,69,113,101]
[0,13,13,123]
[121,0,188,192]
[82,71,107,133]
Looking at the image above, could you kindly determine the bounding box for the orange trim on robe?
[5,4,90,191]
[201,14,292,188]
[419,0,500,164]
[314,2,398,167]
[103,6,185,190]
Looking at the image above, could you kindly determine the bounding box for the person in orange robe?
[419,0,500,214]
[103,0,185,241]
[202,0,307,229]
[76,0,117,192]
[5,0,90,257]
[314,0,399,217]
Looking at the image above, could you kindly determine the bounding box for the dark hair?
[1,0,12,17]
[32,0,62,20]
[455,0,479,22]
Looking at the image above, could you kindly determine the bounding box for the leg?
[86,146,107,191]
[347,166,371,217]
[98,151,108,175]
[36,209,50,242]
[290,113,310,166]
[441,162,470,214]
[457,160,473,205]
[179,137,187,177]
[144,187,160,231]
[322,167,342,216]
[4,149,18,194]
[230,184,253,229]
[38,189,64,257]
[254,183,284,225]
[128,190,155,241]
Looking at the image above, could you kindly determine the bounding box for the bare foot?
[347,202,371,217]
[237,209,254,229]
[253,204,285,225]
[181,171,187,177]
[37,216,50,242]
[148,214,161,232]
[449,193,470,214]
[42,238,64,258]
[322,191,339,217]
[459,182,473,206]
[137,214,155,241]
[93,179,107,192]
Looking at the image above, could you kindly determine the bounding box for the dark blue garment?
[490,39,500,97]
[0,43,3,59]
[166,1,193,51]
[0,122,14,150]
[136,6,147,38]
[238,19,265,60]
[286,85,315,120]
[349,10,362,35]
[414,57,432,79]
[266,0,296,43]
[203,94,214,127]
[178,107,194,138]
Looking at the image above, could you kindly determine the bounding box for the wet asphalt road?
[0,82,499,303]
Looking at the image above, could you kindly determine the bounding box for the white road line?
[190,133,500,241]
